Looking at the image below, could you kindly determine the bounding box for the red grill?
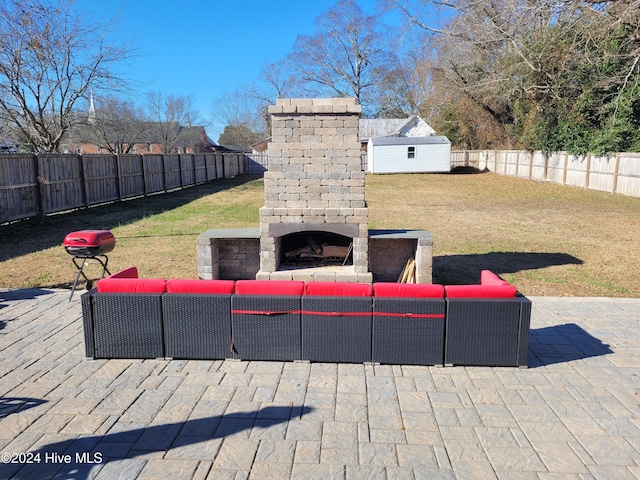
[64,230,115,300]
[64,230,116,257]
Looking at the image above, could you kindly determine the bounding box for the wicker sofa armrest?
[444,295,531,367]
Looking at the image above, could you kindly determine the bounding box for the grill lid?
[63,230,115,248]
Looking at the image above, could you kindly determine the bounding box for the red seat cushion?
[303,281,372,297]
[166,279,235,294]
[107,266,139,279]
[97,278,166,293]
[480,270,509,286]
[234,280,305,295]
[373,283,444,298]
[444,284,517,298]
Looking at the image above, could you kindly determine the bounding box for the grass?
[1,172,638,297]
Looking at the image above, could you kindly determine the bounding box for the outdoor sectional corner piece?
[443,270,531,368]
[80,267,531,367]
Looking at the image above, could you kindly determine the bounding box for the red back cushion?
[108,266,139,279]
[373,283,444,298]
[303,281,372,297]
[166,279,235,294]
[444,284,517,298]
[234,280,305,295]
[97,278,166,293]
[480,270,509,286]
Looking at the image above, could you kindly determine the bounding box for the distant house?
[250,137,271,154]
[0,139,19,154]
[359,115,451,173]
[62,123,217,155]
[174,126,217,154]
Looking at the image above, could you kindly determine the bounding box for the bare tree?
[0,0,132,152]
[288,0,396,115]
[145,91,200,153]
[211,88,267,143]
[82,96,148,154]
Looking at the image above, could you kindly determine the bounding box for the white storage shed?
[367,136,451,173]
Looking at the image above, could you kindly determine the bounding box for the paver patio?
[0,289,639,479]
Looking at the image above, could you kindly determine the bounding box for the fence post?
[33,154,44,219]
[585,153,591,189]
[193,153,197,184]
[222,153,227,179]
[543,152,549,181]
[612,152,621,194]
[79,154,89,208]
[37,155,48,218]
[562,152,569,185]
[141,155,148,196]
[162,154,168,192]
[114,154,122,201]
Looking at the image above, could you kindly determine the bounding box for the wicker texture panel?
[516,297,532,367]
[231,295,302,361]
[372,297,445,365]
[302,296,372,363]
[80,289,97,358]
[444,298,528,367]
[162,294,232,359]
[93,293,164,359]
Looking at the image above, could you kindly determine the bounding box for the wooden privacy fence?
[452,150,640,198]
[243,153,269,174]
[0,152,245,224]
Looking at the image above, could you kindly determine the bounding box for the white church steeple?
[88,89,96,124]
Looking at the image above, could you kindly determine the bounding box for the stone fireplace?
[257,98,372,282]
[197,98,433,285]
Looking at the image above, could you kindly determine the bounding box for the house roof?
[359,115,436,141]
[175,126,217,148]
[64,122,216,150]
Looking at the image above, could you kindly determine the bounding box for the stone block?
[284,201,308,209]
[302,216,326,224]
[313,271,337,282]
[311,105,334,114]
[282,215,304,224]
[269,271,294,281]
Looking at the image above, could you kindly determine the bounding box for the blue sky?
[75,0,383,139]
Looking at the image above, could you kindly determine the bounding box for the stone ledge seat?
[80,268,531,367]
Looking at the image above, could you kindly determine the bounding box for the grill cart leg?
[69,255,110,301]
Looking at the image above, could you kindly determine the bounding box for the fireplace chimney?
[257,98,372,283]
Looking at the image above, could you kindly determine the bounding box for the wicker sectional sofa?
[81,267,531,367]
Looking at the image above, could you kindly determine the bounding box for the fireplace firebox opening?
[279,231,353,268]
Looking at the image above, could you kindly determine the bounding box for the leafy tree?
[386,0,640,153]
[0,0,131,152]
[218,124,263,152]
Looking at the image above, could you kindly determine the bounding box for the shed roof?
[370,136,450,146]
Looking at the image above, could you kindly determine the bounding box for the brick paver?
[0,290,639,479]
